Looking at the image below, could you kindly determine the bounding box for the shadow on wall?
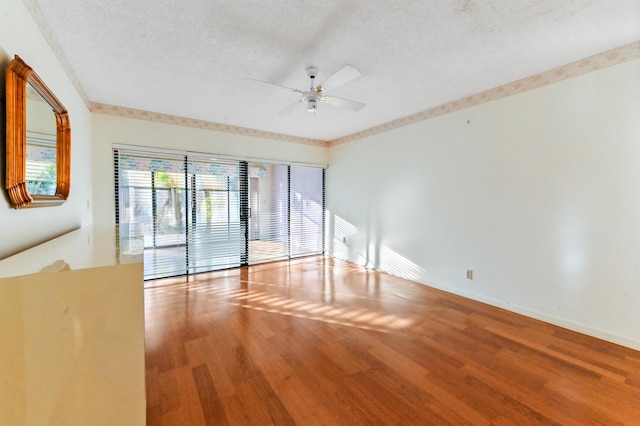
[325,210,425,282]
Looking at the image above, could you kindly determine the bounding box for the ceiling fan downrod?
[304,67,320,113]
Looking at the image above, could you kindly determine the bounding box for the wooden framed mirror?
[5,55,70,208]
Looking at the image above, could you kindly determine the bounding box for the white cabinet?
[0,226,145,425]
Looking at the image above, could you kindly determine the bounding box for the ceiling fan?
[249,65,365,114]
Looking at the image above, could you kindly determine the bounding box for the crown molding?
[90,103,329,147]
[22,0,91,106]
[329,41,640,146]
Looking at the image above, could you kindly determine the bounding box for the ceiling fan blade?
[246,78,304,94]
[319,65,362,91]
[278,100,303,115]
[323,96,365,112]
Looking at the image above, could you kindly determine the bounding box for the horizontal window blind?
[187,155,242,273]
[247,162,289,264]
[26,131,57,196]
[114,148,325,280]
[115,149,187,279]
[290,165,324,257]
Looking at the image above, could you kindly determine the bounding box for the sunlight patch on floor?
[213,287,415,333]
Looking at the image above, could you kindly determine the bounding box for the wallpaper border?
[330,41,640,146]
[90,103,328,147]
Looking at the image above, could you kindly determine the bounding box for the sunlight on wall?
[375,244,425,282]
[556,214,587,289]
[325,210,425,282]
[326,211,358,259]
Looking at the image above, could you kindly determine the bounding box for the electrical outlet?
[342,236,347,244]
[466,269,473,280]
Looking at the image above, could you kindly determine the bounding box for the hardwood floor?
[144,256,640,425]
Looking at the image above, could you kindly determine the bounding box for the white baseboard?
[424,281,640,351]
[327,253,640,351]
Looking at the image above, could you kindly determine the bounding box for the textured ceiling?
[25,0,640,142]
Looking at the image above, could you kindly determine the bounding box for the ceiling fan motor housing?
[306,66,318,79]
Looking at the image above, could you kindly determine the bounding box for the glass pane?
[248,163,289,264]
[25,132,56,195]
[25,83,57,196]
[187,160,242,273]
[155,187,186,246]
[290,166,324,257]
[117,154,187,279]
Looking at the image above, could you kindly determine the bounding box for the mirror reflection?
[25,82,58,196]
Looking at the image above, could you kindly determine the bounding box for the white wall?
[327,58,640,349]
[0,0,93,258]
[91,113,328,225]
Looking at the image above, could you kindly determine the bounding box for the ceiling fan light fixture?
[303,91,321,112]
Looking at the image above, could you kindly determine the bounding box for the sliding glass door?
[115,148,324,280]
[290,165,324,257]
[115,150,187,279]
[247,163,289,264]
[187,156,242,273]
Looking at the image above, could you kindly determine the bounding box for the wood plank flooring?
[144,256,640,425]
